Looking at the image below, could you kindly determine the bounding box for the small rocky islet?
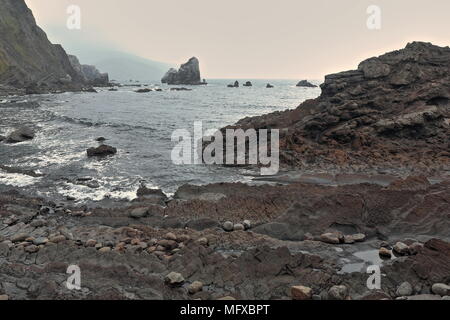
[0,0,449,301]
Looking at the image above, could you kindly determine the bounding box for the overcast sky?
[26,0,450,79]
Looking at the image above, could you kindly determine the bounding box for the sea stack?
[296,80,318,88]
[161,57,206,85]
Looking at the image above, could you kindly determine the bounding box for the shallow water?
[0,79,321,202]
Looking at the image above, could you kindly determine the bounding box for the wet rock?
[227,81,239,88]
[431,283,450,296]
[409,242,424,255]
[350,233,366,242]
[129,207,149,218]
[379,247,392,258]
[223,221,234,232]
[328,285,348,300]
[291,286,312,300]
[135,88,152,93]
[86,144,117,157]
[233,223,245,231]
[5,126,35,143]
[49,235,66,243]
[98,247,111,253]
[393,242,410,256]
[320,233,341,244]
[266,83,274,88]
[158,240,178,250]
[243,220,251,230]
[396,282,413,297]
[165,272,184,286]
[188,281,203,294]
[243,81,252,87]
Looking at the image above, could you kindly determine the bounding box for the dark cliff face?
[68,55,109,86]
[0,0,84,91]
[229,42,450,172]
[161,57,204,85]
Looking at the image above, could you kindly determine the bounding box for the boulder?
[396,282,413,297]
[328,285,348,300]
[266,83,274,88]
[431,283,450,296]
[188,281,203,294]
[233,223,245,231]
[243,81,252,87]
[223,221,234,232]
[379,247,392,258]
[86,144,117,157]
[291,286,312,300]
[186,218,219,231]
[129,207,149,219]
[5,126,35,143]
[320,232,341,244]
[393,242,410,256]
[135,88,152,93]
[165,272,184,286]
[228,81,239,88]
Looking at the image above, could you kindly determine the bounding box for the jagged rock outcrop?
[0,0,85,93]
[161,57,206,85]
[296,80,317,88]
[68,55,109,86]
[227,42,450,172]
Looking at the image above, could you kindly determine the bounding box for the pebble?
[409,242,423,255]
[291,285,312,300]
[24,245,39,253]
[393,242,410,256]
[431,283,450,296]
[188,281,204,294]
[328,285,348,300]
[379,247,392,258]
[243,220,251,230]
[320,233,341,244]
[98,247,111,253]
[32,237,49,246]
[129,207,148,218]
[233,224,245,231]
[165,232,177,241]
[351,233,366,242]
[165,272,184,286]
[85,239,97,247]
[396,282,413,297]
[11,233,29,243]
[223,221,234,232]
[196,237,209,246]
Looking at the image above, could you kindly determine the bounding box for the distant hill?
[89,51,173,83]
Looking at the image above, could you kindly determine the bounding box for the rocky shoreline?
[0,173,449,300]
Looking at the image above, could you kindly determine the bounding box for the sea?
[0,79,321,202]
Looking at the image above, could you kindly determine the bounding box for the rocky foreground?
[0,175,449,300]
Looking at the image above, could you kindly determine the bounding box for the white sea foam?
[0,171,41,187]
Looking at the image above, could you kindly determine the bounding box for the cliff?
[0,0,96,93]
[227,42,450,172]
[68,55,109,86]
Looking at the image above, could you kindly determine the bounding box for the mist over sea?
[0,79,320,202]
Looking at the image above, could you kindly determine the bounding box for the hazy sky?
[26,0,450,79]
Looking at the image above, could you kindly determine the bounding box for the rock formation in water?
[161,57,206,85]
[68,55,109,87]
[227,42,450,173]
[296,80,318,88]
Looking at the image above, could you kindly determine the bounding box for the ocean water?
[0,79,321,202]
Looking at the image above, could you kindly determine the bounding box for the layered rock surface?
[68,55,109,86]
[226,42,450,173]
